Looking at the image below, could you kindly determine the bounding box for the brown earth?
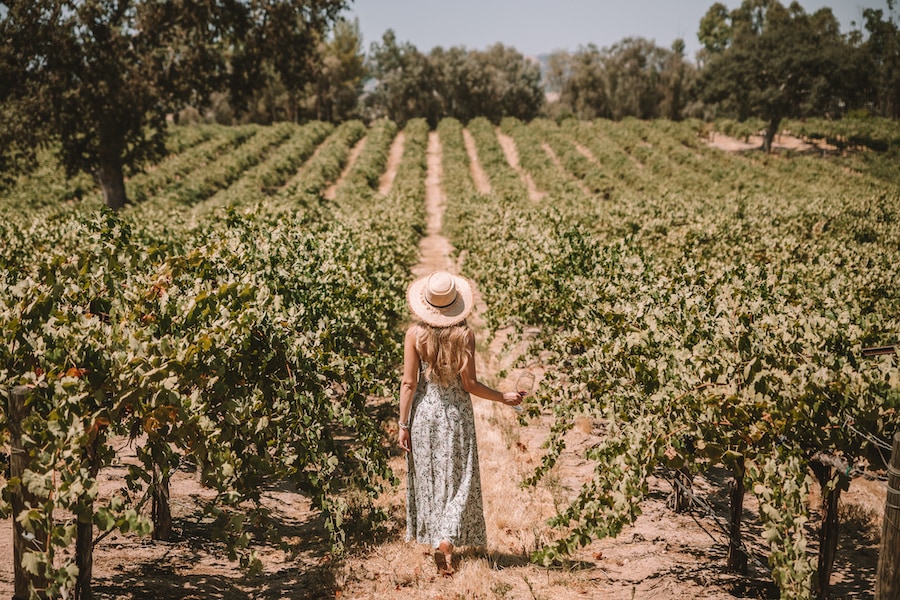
[1,128,886,600]
[495,128,545,201]
[378,132,406,196]
[412,131,454,277]
[574,141,599,165]
[542,141,592,196]
[324,137,367,201]
[706,132,838,154]
[462,128,492,195]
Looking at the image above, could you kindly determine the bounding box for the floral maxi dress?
[406,365,487,548]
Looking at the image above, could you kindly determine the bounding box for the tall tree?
[311,18,366,122]
[698,0,850,152]
[475,43,544,122]
[364,30,438,126]
[365,33,543,126]
[544,50,570,97]
[548,38,694,121]
[430,43,543,123]
[231,0,346,123]
[863,2,900,118]
[604,37,669,119]
[429,45,474,120]
[661,39,689,121]
[555,44,611,119]
[0,0,346,209]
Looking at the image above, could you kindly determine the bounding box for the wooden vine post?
[74,420,107,600]
[809,453,849,600]
[74,475,97,599]
[726,456,748,574]
[875,431,900,599]
[863,344,898,599]
[672,466,693,513]
[9,386,48,600]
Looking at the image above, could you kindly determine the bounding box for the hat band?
[426,293,457,309]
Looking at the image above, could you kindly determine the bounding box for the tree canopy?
[0,0,346,209]
[364,31,543,127]
[546,37,696,122]
[364,30,438,126]
[698,0,865,151]
[2,0,899,207]
[861,2,900,118]
[308,18,367,123]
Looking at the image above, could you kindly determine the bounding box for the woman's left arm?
[460,329,522,407]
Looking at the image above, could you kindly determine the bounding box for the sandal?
[434,548,454,577]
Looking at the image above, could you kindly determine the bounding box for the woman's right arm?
[398,325,419,452]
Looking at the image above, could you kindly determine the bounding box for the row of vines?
[443,116,899,599]
[1,114,898,599]
[0,118,426,598]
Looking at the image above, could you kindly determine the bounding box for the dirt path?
[411,132,454,277]
[462,128,492,195]
[348,123,580,600]
[346,126,780,598]
[323,136,367,201]
[495,128,545,201]
[542,141,592,196]
[0,437,326,599]
[577,139,644,170]
[574,141,600,166]
[378,131,405,196]
[706,131,836,154]
[348,128,884,600]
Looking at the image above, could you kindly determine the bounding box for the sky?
[345,0,889,60]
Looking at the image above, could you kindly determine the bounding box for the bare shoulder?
[403,324,420,362]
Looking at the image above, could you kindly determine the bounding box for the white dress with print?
[406,365,487,548]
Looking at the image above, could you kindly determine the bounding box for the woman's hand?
[501,391,524,407]
[399,427,411,453]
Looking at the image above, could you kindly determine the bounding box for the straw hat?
[407,271,474,327]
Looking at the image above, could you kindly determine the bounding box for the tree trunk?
[810,457,844,600]
[74,436,103,600]
[288,89,298,123]
[152,467,172,541]
[96,156,127,211]
[320,89,330,123]
[727,457,748,574]
[670,79,682,121]
[762,117,780,153]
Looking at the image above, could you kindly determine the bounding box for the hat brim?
[407,274,474,327]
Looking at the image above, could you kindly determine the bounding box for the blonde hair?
[414,321,471,387]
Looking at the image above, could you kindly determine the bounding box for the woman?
[398,271,523,576]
